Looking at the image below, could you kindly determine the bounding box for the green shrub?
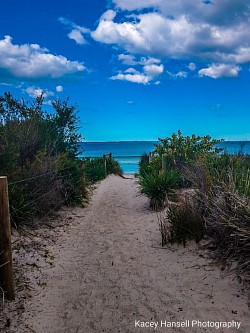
[0,92,85,226]
[84,156,123,183]
[139,170,182,210]
[155,130,222,167]
[106,157,123,176]
[84,158,106,183]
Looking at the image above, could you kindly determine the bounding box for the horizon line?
[81,139,250,143]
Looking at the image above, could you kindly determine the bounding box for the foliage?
[183,154,250,280]
[84,158,106,183]
[84,156,123,184]
[155,129,222,168]
[139,170,182,210]
[167,199,205,246]
[138,130,222,212]
[106,157,123,176]
[0,92,84,226]
[139,153,161,176]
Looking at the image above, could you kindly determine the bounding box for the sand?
[1,174,249,333]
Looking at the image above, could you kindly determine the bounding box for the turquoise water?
[80,141,250,174]
[81,141,158,173]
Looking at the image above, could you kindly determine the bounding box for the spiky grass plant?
[158,214,169,246]
[139,170,182,210]
[167,199,205,246]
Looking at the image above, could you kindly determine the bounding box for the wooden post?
[0,177,15,300]
[149,152,153,163]
[103,154,107,176]
[81,161,88,200]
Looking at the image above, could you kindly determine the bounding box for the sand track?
[17,175,250,332]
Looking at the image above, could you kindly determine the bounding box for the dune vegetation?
[0,93,122,227]
[139,130,250,282]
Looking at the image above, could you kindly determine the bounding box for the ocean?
[80,141,250,174]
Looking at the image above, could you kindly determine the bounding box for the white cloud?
[0,36,85,79]
[59,17,89,45]
[56,85,64,92]
[24,86,55,99]
[88,1,250,74]
[188,62,196,71]
[110,73,150,84]
[124,67,139,74]
[167,70,188,79]
[198,63,241,79]
[112,54,164,84]
[118,54,137,65]
[113,0,161,11]
[68,29,86,45]
[143,64,164,76]
[101,9,117,21]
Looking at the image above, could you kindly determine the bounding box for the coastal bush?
[84,158,106,183]
[139,170,182,210]
[138,153,149,175]
[183,155,250,280]
[106,157,123,176]
[0,92,84,226]
[155,130,222,168]
[138,131,222,208]
[139,153,162,176]
[84,156,123,183]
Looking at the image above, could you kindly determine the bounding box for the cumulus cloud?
[143,64,164,76]
[59,1,250,80]
[24,86,55,99]
[92,8,250,64]
[118,54,137,65]
[68,29,86,45]
[110,73,150,84]
[0,36,85,79]
[198,63,241,79]
[167,70,188,79]
[59,17,89,45]
[88,1,250,75]
[124,67,139,74]
[188,62,196,71]
[111,54,164,84]
[56,85,64,92]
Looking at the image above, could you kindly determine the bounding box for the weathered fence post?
[103,153,112,176]
[0,176,15,300]
[81,161,88,200]
[149,151,154,163]
[103,154,107,176]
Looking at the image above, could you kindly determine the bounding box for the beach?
[1,175,249,333]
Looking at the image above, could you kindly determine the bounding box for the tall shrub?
[0,92,84,226]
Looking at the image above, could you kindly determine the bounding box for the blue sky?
[0,0,250,141]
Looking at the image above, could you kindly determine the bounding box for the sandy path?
[23,175,249,333]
